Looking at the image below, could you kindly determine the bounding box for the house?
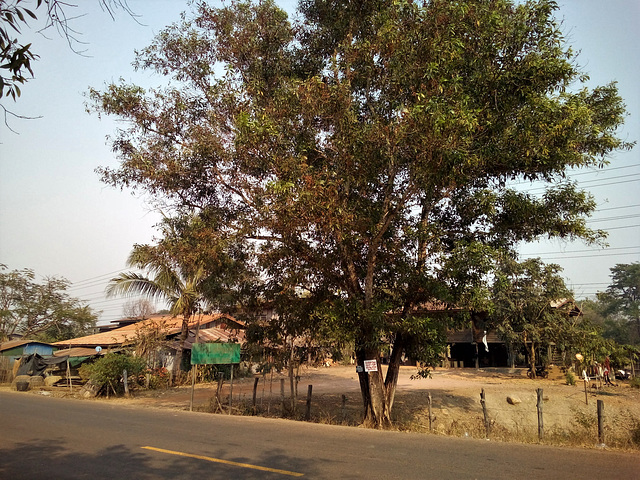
[53,313,244,372]
[445,299,583,369]
[0,340,57,364]
[0,340,58,383]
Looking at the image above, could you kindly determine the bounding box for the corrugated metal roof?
[0,339,54,353]
[182,327,246,350]
[52,313,239,348]
[53,347,106,358]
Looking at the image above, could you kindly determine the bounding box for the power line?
[69,269,129,286]
[586,214,640,224]
[521,176,640,194]
[567,163,640,177]
[507,163,640,187]
[595,203,640,213]
[603,224,640,231]
[533,251,640,260]
[522,246,639,256]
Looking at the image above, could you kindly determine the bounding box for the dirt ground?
[8,365,640,450]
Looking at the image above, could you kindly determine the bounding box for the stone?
[44,376,63,386]
[506,395,521,405]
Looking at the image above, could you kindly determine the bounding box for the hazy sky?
[0,0,638,325]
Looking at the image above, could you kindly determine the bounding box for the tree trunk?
[383,333,406,415]
[355,340,406,429]
[172,315,191,385]
[529,338,537,379]
[288,337,296,414]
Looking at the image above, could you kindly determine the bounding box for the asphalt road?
[1,390,638,479]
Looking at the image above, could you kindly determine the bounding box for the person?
[603,356,614,386]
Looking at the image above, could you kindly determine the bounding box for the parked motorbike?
[615,369,630,380]
[527,365,549,379]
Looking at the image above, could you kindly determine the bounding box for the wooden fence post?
[305,385,313,421]
[536,388,544,441]
[583,378,589,405]
[215,372,224,407]
[229,364,234,415]
[252,376,260,414]
[341,394,347,423]
[427,392,434,432]
[480,388,491,438]
[597,400,605,445]
[268,369,273,415]
[123,369,129,398]
[189,365,197,412]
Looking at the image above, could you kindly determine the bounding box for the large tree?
[0,265,97,342]
[90,0,631,427]
[596,262,640,345]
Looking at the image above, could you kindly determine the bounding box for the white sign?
[364,359,378,372]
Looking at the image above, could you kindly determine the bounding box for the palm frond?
[106,273,169,301]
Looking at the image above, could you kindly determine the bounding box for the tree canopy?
[592,262,640,345]
[491,257,573,374]
[0,264,97,342]
[90,0,632,427]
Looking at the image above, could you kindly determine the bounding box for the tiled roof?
[53,313,238,348]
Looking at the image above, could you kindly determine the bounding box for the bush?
[630,377,640,389]
[80,353,146,396]
[141,366,170,389]
[565,370,576,386]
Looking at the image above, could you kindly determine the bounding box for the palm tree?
[107,245,212,384]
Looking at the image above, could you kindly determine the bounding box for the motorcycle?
[527,365,549,379]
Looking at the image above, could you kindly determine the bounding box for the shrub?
[630,377,640,389]
[80,353,146,396]
[141,366,170,389]
[565,370,576,386]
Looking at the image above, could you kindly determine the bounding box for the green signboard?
[191,343,241,365]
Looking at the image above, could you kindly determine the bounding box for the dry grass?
[208,382,640,451]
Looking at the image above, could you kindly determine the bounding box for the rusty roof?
[53,347,107,358]
[181,327,246,350]
[52,313,238,348]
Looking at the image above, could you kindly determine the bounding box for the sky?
[0,0,638,326]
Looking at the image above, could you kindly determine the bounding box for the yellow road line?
[141,446,304,477]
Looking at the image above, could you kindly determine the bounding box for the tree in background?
[106,216,254,384]
[598,263,640,345]
[122,298,155,320]
[0,264,97,341]
[492,257,573,377]
[579,298,630,347]
[90,0,631,427]
[106,245,212,384]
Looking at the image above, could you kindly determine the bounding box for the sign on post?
[364,359,378,372]
[191,343,241,365]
